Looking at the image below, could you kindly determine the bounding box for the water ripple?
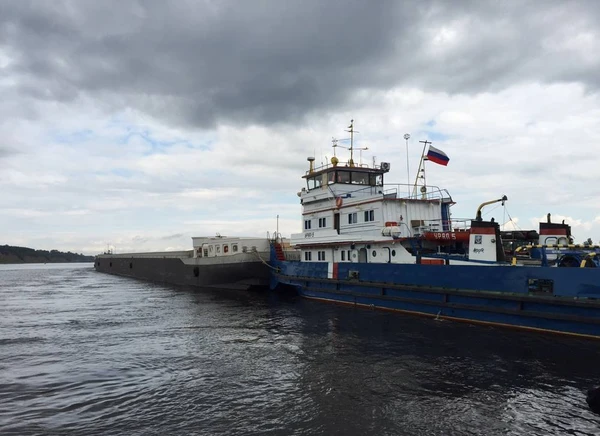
[0,263,599,435]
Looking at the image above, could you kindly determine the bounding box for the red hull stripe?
[423,232,470,243]
[540,229,568,236]
[470,227,496,235]
[421,259,445,265]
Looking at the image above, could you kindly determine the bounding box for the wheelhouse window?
[318,217,327,228]
[330,170,383,186]
[307,177,322,190]
[371,174,383,186]
[336,171,351,183]
[328,171,336,184]
[304,219,312,230]
[348,212,357,224]
[364,210,375,222]
[351,172,369,185]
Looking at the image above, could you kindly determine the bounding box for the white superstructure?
[192,236,270,259]
[289,121,463,265]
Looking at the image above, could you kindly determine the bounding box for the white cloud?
[2,81,600,253]
[1,2,600,254]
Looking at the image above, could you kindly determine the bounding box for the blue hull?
[270,256,600,339]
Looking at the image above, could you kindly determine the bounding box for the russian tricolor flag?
[426,145,449,166]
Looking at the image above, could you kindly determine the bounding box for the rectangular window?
[318,251,326,261]
[348,212,357,224]
[318,217,327,228]
[369,174,383,186]
[216,245,221,254]
[307,177,322,190]
[364,210,375,222]
[304,219,312,230]
[304,251,312,261]
[336,171,350,183]
[341,251,345,261]
[232,244,238,253]
[347,250,352,261]
[203,249,208,257]
[351,172,369,185]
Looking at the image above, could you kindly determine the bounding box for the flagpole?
[412,155,423,197]
[404,133,410,197]
[412,140,430,197]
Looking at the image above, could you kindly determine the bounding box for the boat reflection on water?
[286,299,600,434]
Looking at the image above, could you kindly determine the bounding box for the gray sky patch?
[2,1,599,129]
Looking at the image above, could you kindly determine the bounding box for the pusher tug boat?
[269,120,600,339]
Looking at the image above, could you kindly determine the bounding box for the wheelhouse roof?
[302,165,386,179]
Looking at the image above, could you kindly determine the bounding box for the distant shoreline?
[0,260,95,265]
[0,245,94,264]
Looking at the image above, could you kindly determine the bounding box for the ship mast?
[412,139,431,198]
[345,119,359,167]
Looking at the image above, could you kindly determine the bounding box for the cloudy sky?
[1,0,599,255]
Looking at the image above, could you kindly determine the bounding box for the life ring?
[224,245,229,253]
[335,197,343,208]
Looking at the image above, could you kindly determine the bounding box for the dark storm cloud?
[1,0,599,127]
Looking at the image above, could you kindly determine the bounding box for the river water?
[1,263,599,435]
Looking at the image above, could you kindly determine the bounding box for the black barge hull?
[94,254,270,291]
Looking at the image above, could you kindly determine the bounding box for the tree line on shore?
[0,245,94,264]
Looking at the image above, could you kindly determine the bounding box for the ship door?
[334,213,340,234]
[358,248,368,263]
[383,247,391,263]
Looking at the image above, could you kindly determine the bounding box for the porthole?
[392,250,396,257]
[372,250,377,257]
